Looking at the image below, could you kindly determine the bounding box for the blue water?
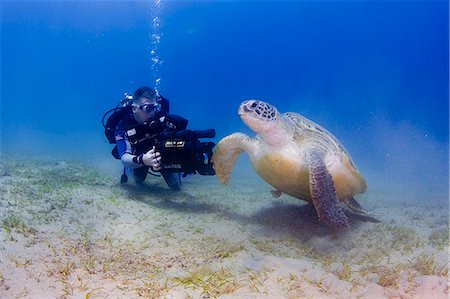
[1,1,448,200]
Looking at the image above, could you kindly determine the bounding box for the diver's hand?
[142,147,162,170]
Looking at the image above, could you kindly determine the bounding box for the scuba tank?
[102,93,133,144]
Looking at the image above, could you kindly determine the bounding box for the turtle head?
[238,100,291,146]
[238,100,278,133]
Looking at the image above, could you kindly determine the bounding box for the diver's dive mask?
[137,102,162,113]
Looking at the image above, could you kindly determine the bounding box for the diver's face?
[132,97,157,124]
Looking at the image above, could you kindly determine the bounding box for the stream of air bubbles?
[150,0,163,94]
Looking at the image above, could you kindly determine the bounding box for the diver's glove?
[135,147,161,171]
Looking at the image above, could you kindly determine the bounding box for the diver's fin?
[120,168,128,184]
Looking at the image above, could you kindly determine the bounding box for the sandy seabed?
[0,156,448,299]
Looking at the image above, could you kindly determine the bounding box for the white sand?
[0,156,448,298]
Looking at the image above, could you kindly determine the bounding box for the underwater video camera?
[155,129,216,176]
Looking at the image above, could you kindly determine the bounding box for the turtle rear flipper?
[344,197,372,216]
[271,190,282,198]
[308,151,349,230]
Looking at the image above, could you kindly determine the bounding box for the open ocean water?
[0,0,449,298]
[1,1,448,198]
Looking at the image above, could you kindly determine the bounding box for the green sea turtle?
[212,100,368,230]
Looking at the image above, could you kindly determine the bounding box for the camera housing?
[155,129,216,175]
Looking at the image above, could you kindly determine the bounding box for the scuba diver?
[103,86,216,191]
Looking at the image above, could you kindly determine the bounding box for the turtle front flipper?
[308,151,349,230]
[212,133,258,184]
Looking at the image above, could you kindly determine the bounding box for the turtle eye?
[251,102,258,108]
